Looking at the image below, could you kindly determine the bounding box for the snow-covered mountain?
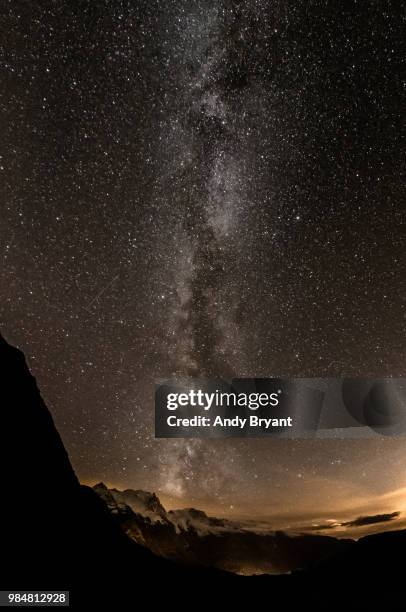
[93,483,352,575]
[94,483,168,523]
[168,507,244,536]
[94,482,244,535]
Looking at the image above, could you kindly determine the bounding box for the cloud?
[308,511,401,531]
[342,511,400,528]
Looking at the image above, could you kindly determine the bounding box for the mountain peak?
[94,482,109,491]
[169,507,209,520]
[108,487,167,518]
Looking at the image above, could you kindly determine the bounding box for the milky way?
[1,1,406,520]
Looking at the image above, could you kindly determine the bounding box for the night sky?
[1,1,406,525]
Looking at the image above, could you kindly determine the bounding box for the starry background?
[1,1,406,524]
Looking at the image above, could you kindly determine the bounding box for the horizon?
[84,477,406,540]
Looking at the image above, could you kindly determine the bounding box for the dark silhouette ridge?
[0,332,405,609]
[0,334,240,606]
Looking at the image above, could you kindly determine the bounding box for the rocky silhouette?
[1,332,405,608]
[0,334,238,606]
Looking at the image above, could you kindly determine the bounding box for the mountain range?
[94,481,352,575]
